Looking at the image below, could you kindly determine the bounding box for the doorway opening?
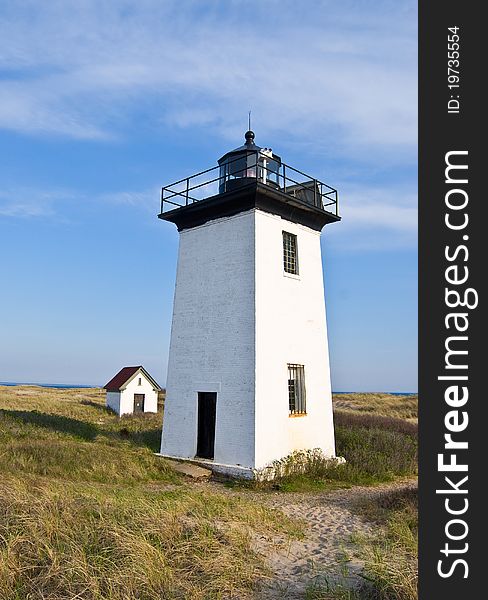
[133,393,145,413]
[196,392,217,459]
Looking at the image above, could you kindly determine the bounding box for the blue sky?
[0,0,417,391]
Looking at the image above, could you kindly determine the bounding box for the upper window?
[283,231,298,274]
[288,364,306,415]
[138,377,142,386]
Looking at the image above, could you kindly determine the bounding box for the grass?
[333,411,417,437]
[0,386,302,599]
[332,393,418,421]
[355,486,418,600]
[283,395,418,600]
[0,387,418,598]
[0,386,171,484]
[305,487,418,600]
[305,583,366,599]
[260,410,417,493]
[0,475,302,600]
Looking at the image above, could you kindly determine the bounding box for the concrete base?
[155,453,346,481]
[161,458,212,479]
[155,453,254,479]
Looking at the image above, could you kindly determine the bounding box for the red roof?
[103,366,162,392]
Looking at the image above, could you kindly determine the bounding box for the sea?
[333,391,417,396]
[0,382,98,389]
[0,381,417,394]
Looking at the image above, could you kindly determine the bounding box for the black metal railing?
[160,153,339,216]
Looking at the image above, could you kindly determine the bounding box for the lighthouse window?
[288,364,306,415]
[283,232,298,274]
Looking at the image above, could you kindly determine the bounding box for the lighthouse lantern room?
[159,131,341,478]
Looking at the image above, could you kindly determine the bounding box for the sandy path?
[192,477,416,598]
[250,479,418,599]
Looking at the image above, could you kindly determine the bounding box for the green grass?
[256,418,417,493]
[248,394,418,493]
[0,386,302,599]
[305,583,367,599]
[0,387,173,484]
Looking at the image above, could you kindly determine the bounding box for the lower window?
[288,364,306,415]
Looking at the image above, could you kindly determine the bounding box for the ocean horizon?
[0,381,417,395]
[0,381,98,389]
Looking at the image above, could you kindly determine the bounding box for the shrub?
[334,410,418,438]
[332,394,418,421]
[252,421,417,491]
[253,449,344,482]
[334,424,417,481]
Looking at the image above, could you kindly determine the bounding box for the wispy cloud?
[0,1,417,249]
[98,188,159,212]
[0,1,417,161]
[1,179,417,252]
[0,188,77,218]
[325,183,417,250]
[341,186,417,232]
[0,185,162,220]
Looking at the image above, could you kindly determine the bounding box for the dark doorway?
[196,392,217,459]
[133,394,145,413]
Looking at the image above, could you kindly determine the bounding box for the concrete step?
[163,458,212,479]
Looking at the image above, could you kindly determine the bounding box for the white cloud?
[0,180,417,253]
[0,186,161,220]
[324,183,417,251]
[0,188,76,218]
[0,1,417,249]
[98,188,159,212]
[0,1,417,160]
[340,186,417,232]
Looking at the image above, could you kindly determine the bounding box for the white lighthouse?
[159,131,341,478]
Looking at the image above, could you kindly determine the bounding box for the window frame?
[287,364,307,416]
[282,231,299,275]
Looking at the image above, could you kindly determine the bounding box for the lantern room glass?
[219,151,282,193]
[260,155,280,187]
[218,151,259,193]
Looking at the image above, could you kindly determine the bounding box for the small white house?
[104,366,162,416]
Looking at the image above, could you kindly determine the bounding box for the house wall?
[254,209,336,469]
[161,209,256,468]
[119,374,159,415]
[106,391,121,414]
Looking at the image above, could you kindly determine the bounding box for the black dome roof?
[218,130,261,164]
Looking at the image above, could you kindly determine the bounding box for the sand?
[252,479,417,599]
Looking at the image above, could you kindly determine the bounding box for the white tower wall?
[160,208,336,475]
[254,210,335,469]
[161,210,256,469]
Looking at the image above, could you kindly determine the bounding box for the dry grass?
[332,393,418,421]
[355,487,418,600]
[251,413,417,493]
[333,411,417,438]
[0,475,302,600]
[0,386,170,484]
[0,386,418,598]
[306,487,418,600]
[0,386,302,599]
